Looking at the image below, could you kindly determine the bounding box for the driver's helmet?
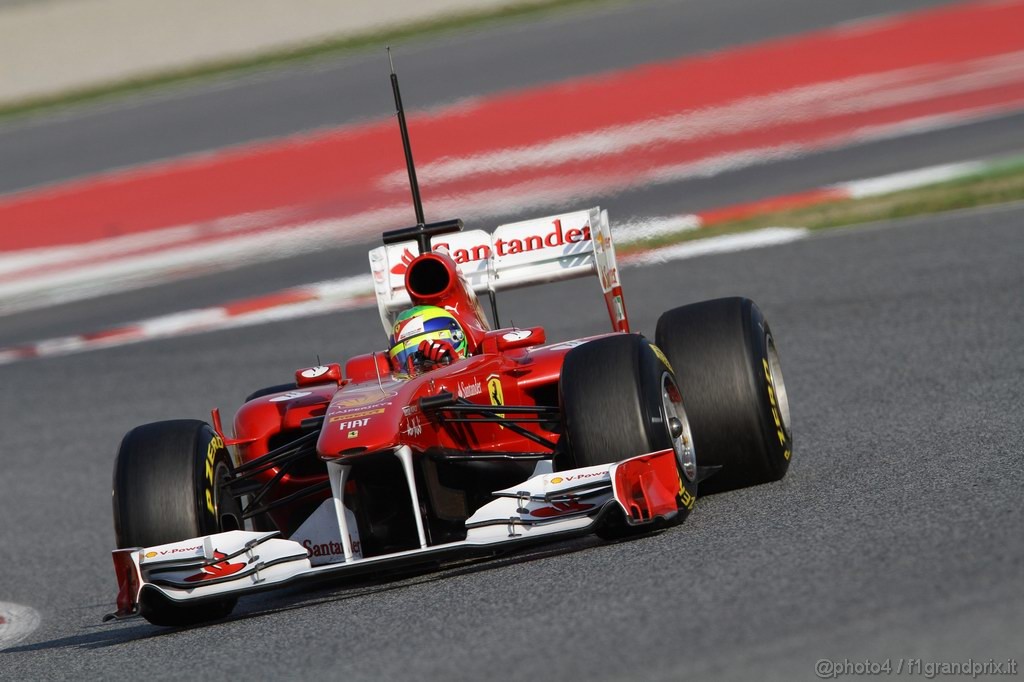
[389,305,467,372]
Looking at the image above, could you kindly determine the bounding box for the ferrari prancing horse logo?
[487,375,505,426]
[487,376,504,407]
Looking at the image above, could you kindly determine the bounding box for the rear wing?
[368,207,627,334]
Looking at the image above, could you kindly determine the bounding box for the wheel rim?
[766,334,792,438]
[661,373,697,482]
[213,460,243,532]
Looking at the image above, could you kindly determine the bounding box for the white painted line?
[136,307,230,337]
[213,296,375,331]
[304,274,376,300]
[612,215,701,242]
[622,227,810,265]
[838,160,987,198]
[0,233,813,364]
[0,211,393,313]
[0,602,41,650]
[0,273,377,364]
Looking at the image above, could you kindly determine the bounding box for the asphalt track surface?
[2,203,1023,680]
[2,0,1024,678]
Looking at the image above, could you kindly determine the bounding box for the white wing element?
[368,207,627,335]
[106,448,681,621]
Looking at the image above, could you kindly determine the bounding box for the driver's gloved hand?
[417,339,457,365]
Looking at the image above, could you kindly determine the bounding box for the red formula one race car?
[106,67,792,627]
[107,208,792,626]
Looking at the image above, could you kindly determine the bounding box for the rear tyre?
[655,297,792,494]
[112,419,241,626]
[559,334,698,538]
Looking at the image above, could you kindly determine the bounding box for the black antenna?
[381,48,463,256]
[388,47,426,229]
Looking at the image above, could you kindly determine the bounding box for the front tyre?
[655,297,792,494]
[559,334,698,537]
[112,419,241,626]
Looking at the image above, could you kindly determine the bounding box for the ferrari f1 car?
[106,66,792,627]
[108,207,792,626]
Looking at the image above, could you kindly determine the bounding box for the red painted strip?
[2,0,1024,252]
[698,188,851,225]
[81,327,140,342]
[223,290,315,315]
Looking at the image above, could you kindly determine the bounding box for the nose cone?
[318,384,405,460]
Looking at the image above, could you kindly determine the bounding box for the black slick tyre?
[655,297,792,494]
[559,334,698,537]
[112,419,242,626]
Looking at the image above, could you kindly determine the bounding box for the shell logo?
[550,477,563,484]
[145,551,157,558]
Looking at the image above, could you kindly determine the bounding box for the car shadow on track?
[6,530,667,651]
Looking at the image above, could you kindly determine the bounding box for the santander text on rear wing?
[368,207,627,335]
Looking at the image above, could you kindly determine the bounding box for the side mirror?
[479,327,546,354]
[295,363,344,387]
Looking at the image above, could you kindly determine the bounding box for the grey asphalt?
[2,0,1023,678]
[1,203,1022,680]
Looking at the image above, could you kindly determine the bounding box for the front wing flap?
[106,449,682,620]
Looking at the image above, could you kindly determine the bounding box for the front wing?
[107,448,682,620]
